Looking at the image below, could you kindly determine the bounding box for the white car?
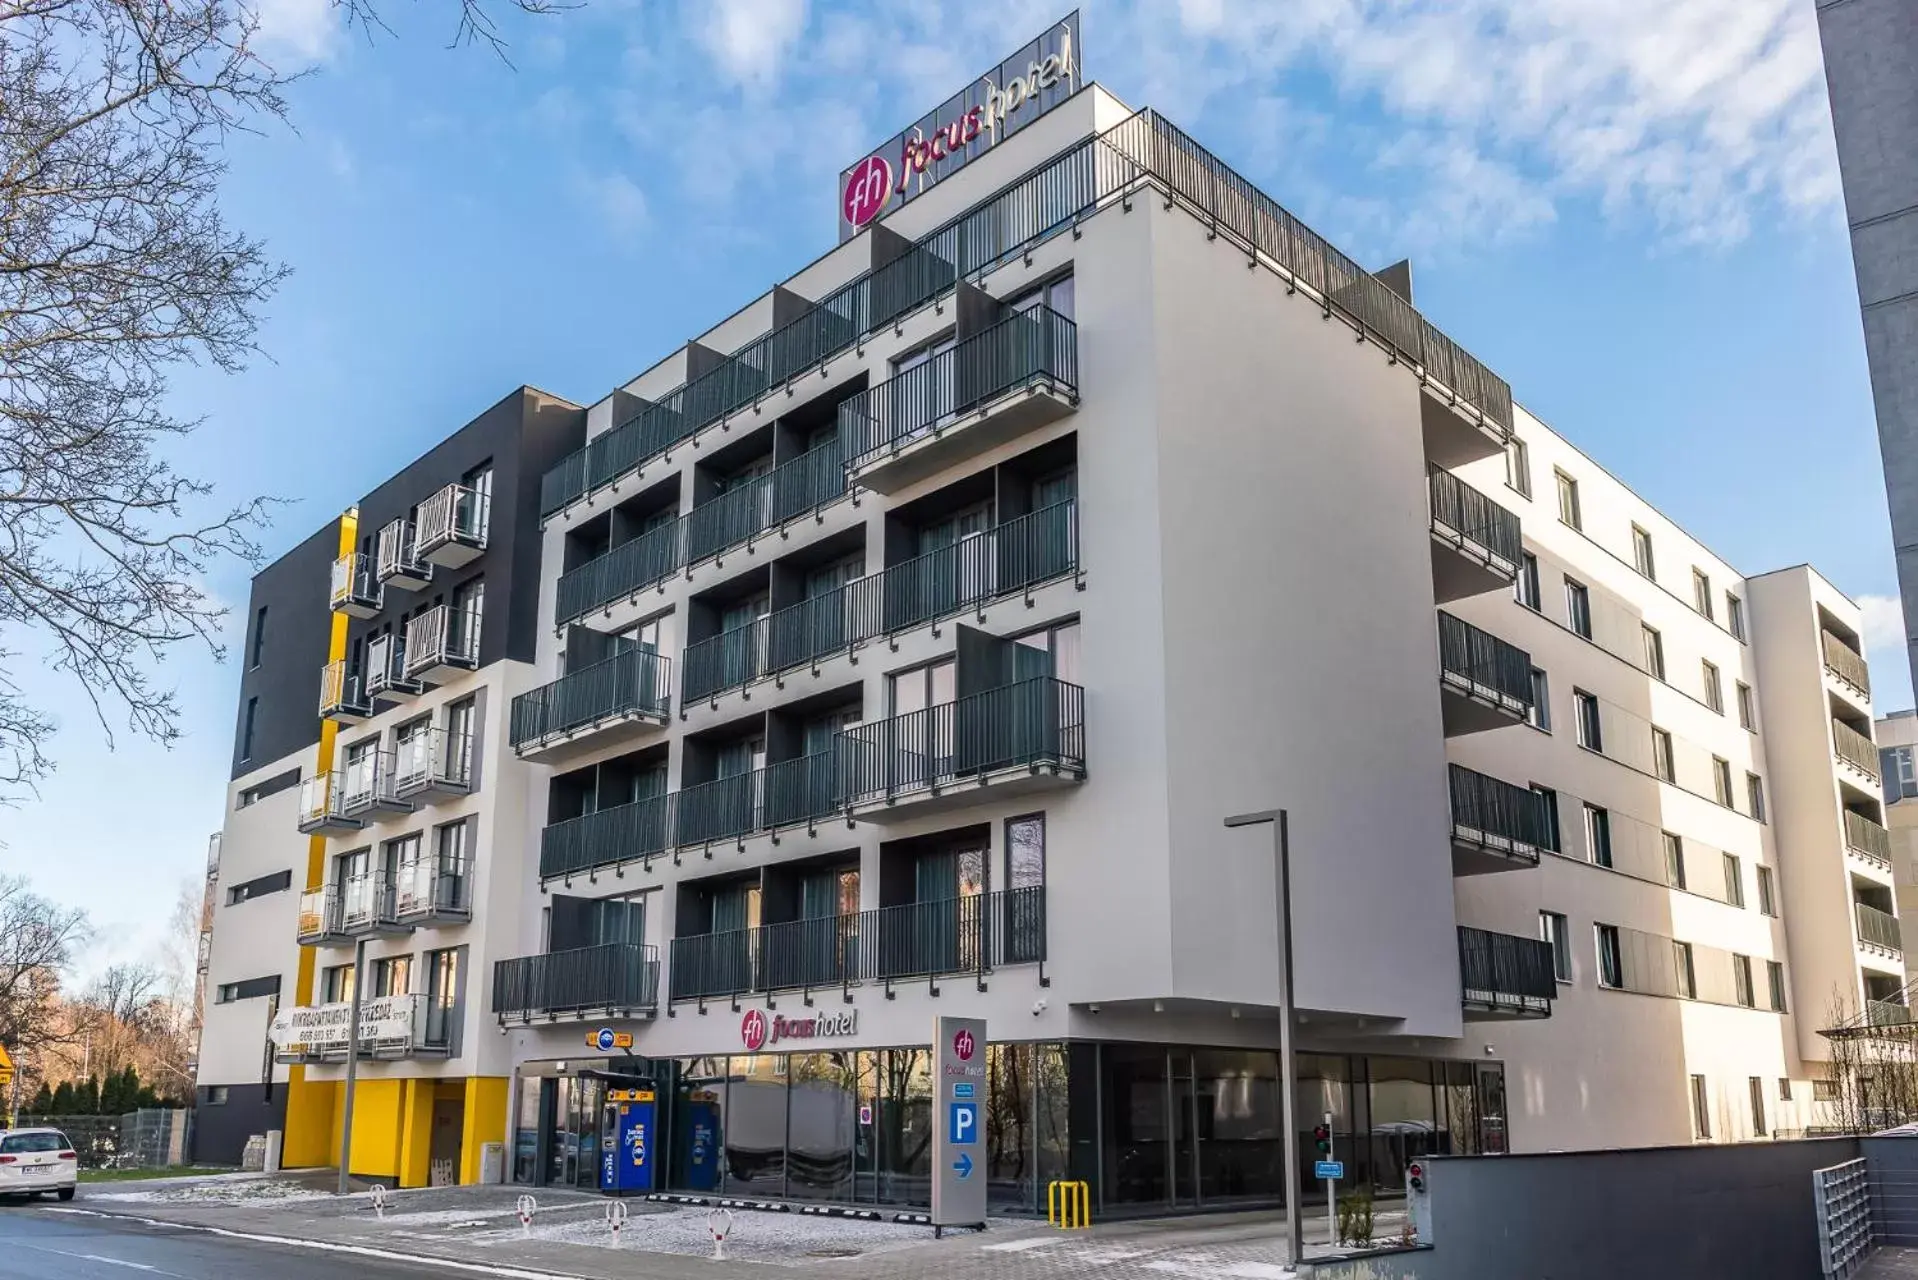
[0,1128,78,1201]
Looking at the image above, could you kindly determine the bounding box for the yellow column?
[395,1079,436,1189]
[283,509,358,1170]
[460,1077,511,1185]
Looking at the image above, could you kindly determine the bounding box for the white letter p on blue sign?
[949,1102,977,1145]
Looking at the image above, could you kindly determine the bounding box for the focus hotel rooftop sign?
[838,11,1082,242]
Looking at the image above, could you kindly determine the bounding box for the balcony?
[296,772,362,835]
[840,307,1078,495]
[364,633,424,702]
[1824,629,1872,701]
[393,727,472,802]
[329,553,382,618]
[318,659,372,722]
[554,521,684,627]
[1835,719,1880,781]
[836,678,1086,821]
[510,647,672,761]
[540,793,673,883]
[1419,320,1513,466]
[338,750,412,820]
[394,857,471,928]
[1869,999,1914,1029]
[1845,810,1894,873]
[1448,764,1552,874]
[271,993,447,1064]
[296,886,350,945]
[684,439,848,568]
[415,482,489,568]
[1428,469,1521,602]
[682,501,1078,705]
[678,752,839,848]
[336,870,409,937]
[1857,902,1903,956]
[403,604,481,685]
[492,942,660,1023]
[1458,927,1556,1020]
[375,518,433,591]
[1437,612,1532,735]
[669,886,1047,1002]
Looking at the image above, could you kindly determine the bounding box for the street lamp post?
[337,935,367,1196]
[1224,809,1301,1269]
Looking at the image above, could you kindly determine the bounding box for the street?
[0,1207,463,1280]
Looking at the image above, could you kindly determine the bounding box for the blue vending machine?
[599,1087,657,1196]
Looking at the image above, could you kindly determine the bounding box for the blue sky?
[5,0,1900,970]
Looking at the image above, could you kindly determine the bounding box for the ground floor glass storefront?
[512,1040,1506,1214]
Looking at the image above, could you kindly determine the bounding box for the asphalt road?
[0,1205,467,1279]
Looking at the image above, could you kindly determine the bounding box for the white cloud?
[247,0,339,64]
[1860,594,1908,656]
[579,170,651,239]
[693,0,810,91]
[1858,593,1913,712]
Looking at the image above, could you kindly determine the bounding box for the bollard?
[369,1184,388,1222]
[604,1199,629,1247]
[516,1193,538,1239]
[1046,1180,1091,1230]
[709,1207,734,1260]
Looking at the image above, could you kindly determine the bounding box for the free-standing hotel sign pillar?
[931,1016,988,1229]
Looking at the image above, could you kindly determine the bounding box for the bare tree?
[0,0,561,800]
[0,875,90,1085]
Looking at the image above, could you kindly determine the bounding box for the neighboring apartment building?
[1874,709,1918,977]
[192,388,583,1179]
[1818,0,1918,689]
[197,46,1898,1211]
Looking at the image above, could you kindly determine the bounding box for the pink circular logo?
[953,1028,976,1061]
[741,1010,769,1052]
[842,155,893,229]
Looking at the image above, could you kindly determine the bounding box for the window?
[206,1086,229,1106]
[1768,960,1788,1012]
[1702,660,1723,713]
[1888,744,1918,803]
[1693,569,1714,620]
[322,964,356,1005]
[1757,865,1776,917]
[226,870,292,906]
[1007,814,1046,889]
[444,697,476,785]
[1008,272,1076,320]
[1565,579,1592,638]
[1780,1078,1793,1103]
[237,767,300,809]
[1691,1074,1711,1139]
[1642,624,1666,679]
[1674,942,1697,998]
[1723,854,1745,907]
[889,656,956,715]
[373,955,412,997]
[1664,832,1687,889]
[451,576,485,656]
[1596,924,1623,988]
[1632,525,1656,578]
[1527,668,1552,731]
[1727,593,1746,640]
[1733,954,1754,1007]
[1815,1079,1839,1103]
[1555,469,1582,529]
[1749,1078,1767,1137]
[216,975,280,1003]
[1506,437,1532,497]
[1515,553,1541,610]
[1540,911,1572,981]
[425,948,461,1049]
[1013,619,1082,684]
[1747,773,1766,821]
[249,606,268,669]
[1532,785,1562,852]
[1713,756,1734,807]
[1575,690,1603,751]
[240,696,259,762]
[1652,728,1675,782]
[1584,804,1614,868]
[1737,681,1755,731]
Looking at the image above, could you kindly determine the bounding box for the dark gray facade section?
[230,523,337,777]
[1819,0,1918,686]
[189,1082,285,1169]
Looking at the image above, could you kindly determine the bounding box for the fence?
[10,1110,190,1170]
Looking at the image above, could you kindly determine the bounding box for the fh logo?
[953,1028,976,1061]
[841,155,893,230]
[741,1009,769,1053]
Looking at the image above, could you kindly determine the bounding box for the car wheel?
[56,1188,75,1202]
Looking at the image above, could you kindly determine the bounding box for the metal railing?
[669,886,1046,1000]
[1824,629,1872,697]
[339,749,404,814]
[540,243,955,518]
[540,793,674,881]
[376,518,431,584]
[1448,763,1554,859]
[337,870,401,933]
[1436,611,1532,718]
[403,604,482,678]
[1845,809,1893,868]
[296,886,339,943]
[837,678,1086,807]
[318,659,370,718]
[686,439,848,566]
[394,858,470,921]
[1457,927,1556,1016]
[297,772,352,830]
[839,306,1078,474]
[1428,468,1521,575]
[1869,998,1914,1027]
[555,520,684,626]
[510,646,671,750]
[416,482,489,556]
[1856,901,1903,952]
[492,942,660,1020]
[394,727,471,795]
[364,633,418,697]
[681,501,1078,704]
[1835,719,1880,778]
[329,552,380,611]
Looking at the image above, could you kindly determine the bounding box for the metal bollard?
[516,1193,538,1239]
[604,1199,629,1247]
[1046,1180,1091,1230]
[709,1207,734,1260]
[369,1184,387,1222]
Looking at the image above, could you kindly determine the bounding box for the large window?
[1013,619,1082,684]
[216,975,280,1003]
[1008,272,1075,320]
[1007,814,1046,889]
[373,954,412,997]
[425,948,461,1049]
[1540,911,1571,982]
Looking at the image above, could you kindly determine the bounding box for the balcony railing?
[1436,611,1532,723]
[272,993,439,1063]
[838,306,1078,476]
[375,517,432,589]
[540,793,674,882]
[329,552,381,616]
[492,942,660,1022]
[669,886,1047,1001]
[539,242,955,518]
[296,886,342,944]
[1869,999,1913,1028]
[339,749,408,816]
[364,633,423,700]
[681,501,1078,704]
[394,858,471,925]
[1428,468,1521,579]
[1448,764,1553,866]
[296,772,359,834]
[510,646,671,753]
[318,659,371,720]
[403,604,481,680]
[686,439,848,566]
[555,520,684,626]
[1458,927,1556,1018]
[1846,810,1894,870]
[1857,901,1903,953]
[836,678,1086,808]
[394,727,472,798]
[416,482,489,565]
[1824,630,1872,698]
[337,870,404,934]
[1835,719,1880,779]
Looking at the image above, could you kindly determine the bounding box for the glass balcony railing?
[1458,927,1556,1017]
[492,943,660,1022]
[337,870,403,934]
[296,772,357,833]
[339,749,406,815]
[393,727,472,797]
[394,857,470,925]
[835,678,1086,808]
[510,647,671,753]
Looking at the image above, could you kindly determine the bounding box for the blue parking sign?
[948,1101,978,1145]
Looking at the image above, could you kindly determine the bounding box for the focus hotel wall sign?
[740,1008,858,1051]
[838,10,1082,241]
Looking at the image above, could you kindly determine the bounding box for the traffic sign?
[953,1152,974,1179]
[1314,1160,1345,1180]
[932,1016,988,1227]
[949,1101,978,1145]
